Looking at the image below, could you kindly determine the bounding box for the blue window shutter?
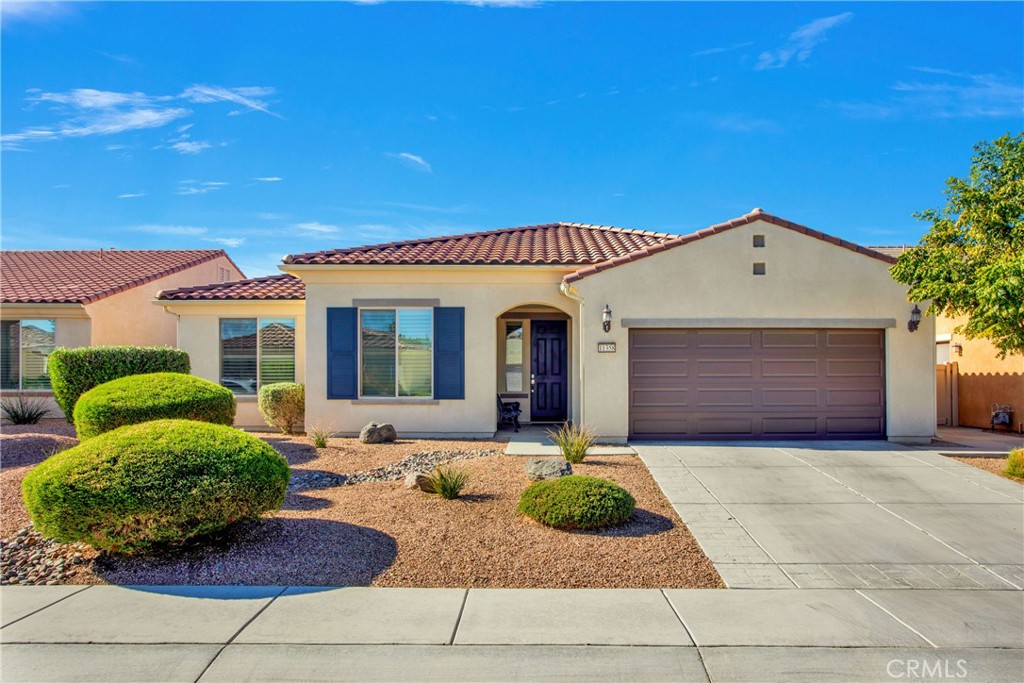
[433,307,465,400]
[327,308,358,399]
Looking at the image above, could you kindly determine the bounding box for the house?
[870,246,1023,432]
[157,209,936,443]
[1,249,244,415]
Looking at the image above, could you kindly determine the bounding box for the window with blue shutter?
[327,307,358,399]
[433,307,465,400]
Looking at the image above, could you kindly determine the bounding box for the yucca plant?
[1,395,51,425]
[308,424,332,449]
[423,464,470,500]
[548,422,596,464]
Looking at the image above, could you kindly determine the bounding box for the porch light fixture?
[952,342,963,357]
[908,305,922,333]
[602,304,613,333]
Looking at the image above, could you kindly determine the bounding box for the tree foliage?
[890,133,1024,357]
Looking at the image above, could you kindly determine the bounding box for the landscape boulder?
[525,458,572,481]
[360,422,397,444]
[404,471,435,493]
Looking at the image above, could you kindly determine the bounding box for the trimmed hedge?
[23,419,290,554]
[258,382,305,434]
[49,346,190,421]
[518,475,636,530]
[73,372,236,439]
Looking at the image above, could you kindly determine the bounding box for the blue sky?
[2,1,1021,277]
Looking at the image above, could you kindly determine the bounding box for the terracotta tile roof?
[157,274,304,301]
[1,249,239,305]
[868,245,913,258]
[563,209,899,283]
[283,223,677,266]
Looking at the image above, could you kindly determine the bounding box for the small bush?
[548,423,597,464]
[258,383,305,434]
[1,395,51,424]
[518,475,636,530]
[73,372,235,439]
[22,419,290,554]
[308,423,332,449]
[48,346,189,421]
[423,464,470,500]
[1007,448,1024,479]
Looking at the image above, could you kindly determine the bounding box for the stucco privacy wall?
[295,267,580,437]
[87,256,241,346]
[0,305,91,418]
[164,301,306,428]
[936,313,1024,430]
[571,219,936,442]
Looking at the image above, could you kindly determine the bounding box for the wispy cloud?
[387,152,433,172]
[50,184,71,190]
[755,12,853,70]
[203,237,245,248]
[1,1,73,28]
[254,176,284,182]
[98,51,139,65]
[175,180,228,196]
[293,221,340,236]
[691,41,753,58]
[118,192,146,199]
[831,68,1023,120]
[133,224,208,236]
[458,0,541,7]
[3,84,279,150]
[180,85,282,118]
[169,139,213,155]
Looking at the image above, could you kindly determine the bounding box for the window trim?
[358,307,434,400]
[1,319,56,392]
[218,317,296,395]
[501,319,526,394]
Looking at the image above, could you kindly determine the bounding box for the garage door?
[629,329,885,440]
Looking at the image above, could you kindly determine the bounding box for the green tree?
[890,133,1024,357]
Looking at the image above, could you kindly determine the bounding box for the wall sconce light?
[952,342,963,357]
[602,304,613,333]
[907,305,922,333]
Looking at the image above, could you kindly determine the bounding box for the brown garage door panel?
[629,329,885,440]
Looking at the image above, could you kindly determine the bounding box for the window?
[219,318,296,395]
[0,319,56,390]
[753,234,766,247]
[503,322,524,392]
[360,309,432,398]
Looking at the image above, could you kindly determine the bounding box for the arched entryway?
[497,304,572,424]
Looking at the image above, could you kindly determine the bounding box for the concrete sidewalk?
[503,425,634,456]
[2,585,1022,681]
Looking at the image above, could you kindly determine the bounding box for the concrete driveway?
[634,442,1024,589]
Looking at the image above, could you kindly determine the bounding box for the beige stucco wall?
[936,313,1024,430]
[86,256,242,347]
[293,267,580,437]
[571,219,936,443]
[163,300,306,429]
[0,304,93,419]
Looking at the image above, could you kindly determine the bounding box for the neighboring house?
[873,246,1024,432]
[158,209,935,443]
[1,249,244,416]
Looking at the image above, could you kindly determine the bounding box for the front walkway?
[2,585,1022,681]
[635,442,1024,590]
[503,425,635,456]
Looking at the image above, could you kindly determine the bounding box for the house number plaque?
[597,342,617,353]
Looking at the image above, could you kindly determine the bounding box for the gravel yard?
[949,454,1022,483]
[1,422,722,588]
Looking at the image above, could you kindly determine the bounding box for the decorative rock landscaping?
[345,448,502,485]
[525,458,572,480]
[1,525,89,586]
[359,422,398,444]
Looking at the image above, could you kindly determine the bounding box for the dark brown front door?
[628,328,885,440]
[531,320,568,422]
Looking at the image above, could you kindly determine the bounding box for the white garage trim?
[621,318,897,329]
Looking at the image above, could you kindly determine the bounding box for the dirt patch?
[949,455,1023,484]
[2,431,722,589]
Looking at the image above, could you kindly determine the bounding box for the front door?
[530,320,568,422]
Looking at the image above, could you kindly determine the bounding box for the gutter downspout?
[559,280,585,426]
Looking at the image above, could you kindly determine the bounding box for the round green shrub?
[258,382,305,434]
[73,372,236,439]
[518,475,636,530]
[1007,448,1024,479]
[48,346,190,422]
[22,419,290,554]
